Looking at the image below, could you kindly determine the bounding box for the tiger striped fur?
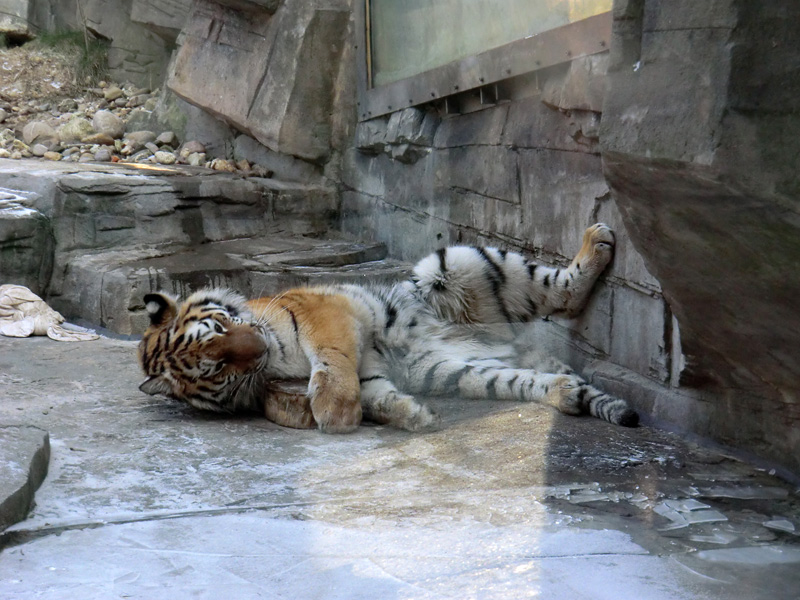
[138,223,638,433]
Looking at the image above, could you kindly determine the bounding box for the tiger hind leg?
[404,350,638,427]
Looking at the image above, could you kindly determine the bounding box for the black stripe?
[526,298,538,319]
[442,365,471,391]
[385,302,397,329]
[508,374,519,388]
[527,264,537,279]
[499,249,508,260]
[282,306,300,339]
[543,274,550,287]
[476,247,506,282]
[436,247,447,273]
[485,374,499,401]
[476,247,513,322]
[421,360,448,392]
[360,375,387,383]
[554,269,560,284]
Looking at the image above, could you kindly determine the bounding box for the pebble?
[94,148,113,162]
[32,143,48,157]
[154,150,177,165]
[0,149,10,158]
[43,151,63,161]
[156,131,177,146]
[104,86,123,101]
[181,140,206,156]
[187,152,206,166]
[82,133,116,146]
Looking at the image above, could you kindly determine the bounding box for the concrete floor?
[1,334,799,599]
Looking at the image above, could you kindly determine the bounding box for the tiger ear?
[144,292,178,327]
[139,375,172,396]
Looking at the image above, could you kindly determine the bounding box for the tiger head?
[137,289,270,413]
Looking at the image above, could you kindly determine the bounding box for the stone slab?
[0,335,799,598]
[0,425,49,532]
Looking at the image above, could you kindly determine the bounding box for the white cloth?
[0,284,99,341]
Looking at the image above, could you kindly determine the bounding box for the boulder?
[92,110,125,139]
[57,118,94,144]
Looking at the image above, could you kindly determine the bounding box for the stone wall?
[601,0,800,473]
[341,57,678,404]
[2,0,190,86]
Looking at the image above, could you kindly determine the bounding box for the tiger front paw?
[580,223,615,269]
[308,370,362,433]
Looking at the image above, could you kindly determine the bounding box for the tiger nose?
[209,324,267,370]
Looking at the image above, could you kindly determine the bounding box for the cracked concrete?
[1,334,799,598]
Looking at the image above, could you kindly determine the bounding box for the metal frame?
[355,5,612,122]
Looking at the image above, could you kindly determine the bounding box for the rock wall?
[341,57,677,404]
[601,0,800,472]
[3,0,190,86]
[168,0,351,164]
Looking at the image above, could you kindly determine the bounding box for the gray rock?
[22,121,58,147]
[0,108,7,123]
[104,86,124,101]
[126,130,158,146]
[58,118,95,144]
[92,110,125,139]
[145,141,160,154]
[31,143,48,157]
[181,140,206,155]
[156,131,177,146]
[94,148,113,162]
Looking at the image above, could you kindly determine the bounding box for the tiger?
[138,223,638,433]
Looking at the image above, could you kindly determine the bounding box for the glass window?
[370,0,612,87]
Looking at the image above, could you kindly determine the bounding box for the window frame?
[355,2,612,122]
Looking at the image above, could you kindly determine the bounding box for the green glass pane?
[370,0,612,86]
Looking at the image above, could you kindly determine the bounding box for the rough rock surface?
[601,0,800,472]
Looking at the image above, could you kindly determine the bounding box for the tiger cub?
[138,223,638,433]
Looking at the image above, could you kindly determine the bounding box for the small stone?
[43,151,63,161]
[145,141,160,154]
[0,109,6,123]
[0,148,10,158]
[10,151,22,160]
[186,152,206,166]
[156,131,177,146]
[82,133,115,146]
[32,143,48,157]
[144,98,158,111]
[154,151,177,165]
[94,148,113,162]
[104,86,123,101]
[210,158,237,173]
[180,140,206,156]
[114,98,128,107]
[0,128,14,146]
[125,130,157,146]
[127,94,148,108]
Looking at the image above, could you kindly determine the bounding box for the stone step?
[0,159,340,294]
[0,159,412,335]
[50,235,409,335]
